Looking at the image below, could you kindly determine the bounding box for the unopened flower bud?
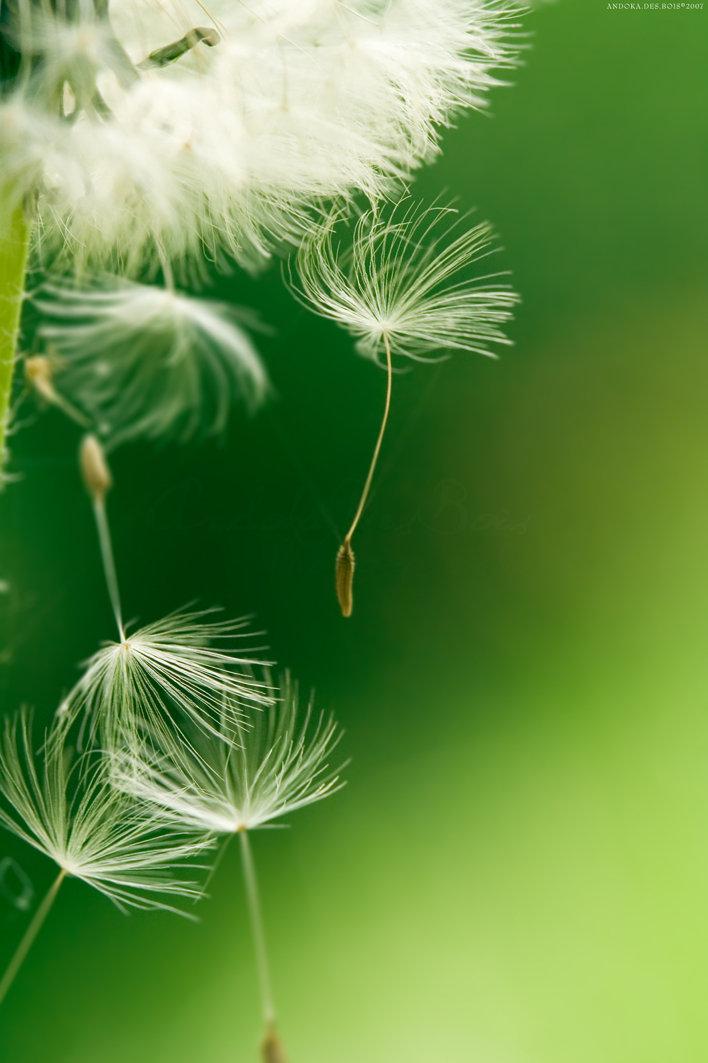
[79,434,112,501]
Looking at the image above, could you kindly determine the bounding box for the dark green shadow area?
[1,0,707,1059]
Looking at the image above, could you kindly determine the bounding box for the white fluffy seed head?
[1,0,524,273]
[34,279,270,447]
[292,198,520,362]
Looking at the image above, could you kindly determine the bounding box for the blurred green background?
[1,0,708,1059]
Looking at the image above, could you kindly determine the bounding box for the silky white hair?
[1,0,523,273]
[55,609,274,752]
[292,199,520,362]
[35,279,270,447]
[112,673,345,834]
[0,710,212,912]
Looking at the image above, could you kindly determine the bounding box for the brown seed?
[25,356,58,405]
[79,434,112,501]
[261,1028,287,1063]
[335,539,355,617]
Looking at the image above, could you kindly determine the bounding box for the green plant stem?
[239,830,276,1028]
[0,869,66,1006]
[0,198,31,486]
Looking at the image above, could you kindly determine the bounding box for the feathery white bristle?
[0,711,211,913]
[56,609,274,751]
[112,673,345,834]
[35,279,270,446]
[0,0,523,272]
[292,198,520,361]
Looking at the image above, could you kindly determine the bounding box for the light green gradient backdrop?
[1,1,707,1060]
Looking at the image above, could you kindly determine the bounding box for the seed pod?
[335,540,355,617]
[79,434,112,501]
[261,1028,287,1063]
[25,356,57,405]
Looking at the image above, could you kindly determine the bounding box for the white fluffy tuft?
[0,710,211,912]
[1,0,524,272]
[112,673,345,834]
[292,198,520,362]
[35,279,270,446]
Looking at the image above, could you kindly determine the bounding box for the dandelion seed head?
[1,0,523,272]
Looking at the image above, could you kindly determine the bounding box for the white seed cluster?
[1,0,522,273]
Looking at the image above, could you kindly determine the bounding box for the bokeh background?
[1,0,708,1059]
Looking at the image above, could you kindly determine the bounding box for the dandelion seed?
[112,672,345,1059]
[292,198,519,614]
[293,199,519,361]
[57,609,274,751]
[34,279,271,448]
[0,709,212,1003]
[113,673,344,835]
[0,711,209,910]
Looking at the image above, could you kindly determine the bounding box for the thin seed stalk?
[239,830,287,1061]
[239,829,276,1025]
[0,869,66,1006]
[93,497,125,641]
[343,331,393,545]
[0,197,31,486]
[335,331,393,617]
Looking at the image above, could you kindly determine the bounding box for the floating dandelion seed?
[56,609,275,752]
[0,710,212,1004]
[112,673,344,835]
[294,200,519,360]
[66,437,272,752]
[0,712,209,910]
[34,280,270,448]
[0,0,528,1048]
[292,199,519,615]
[112,673,345,1058]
